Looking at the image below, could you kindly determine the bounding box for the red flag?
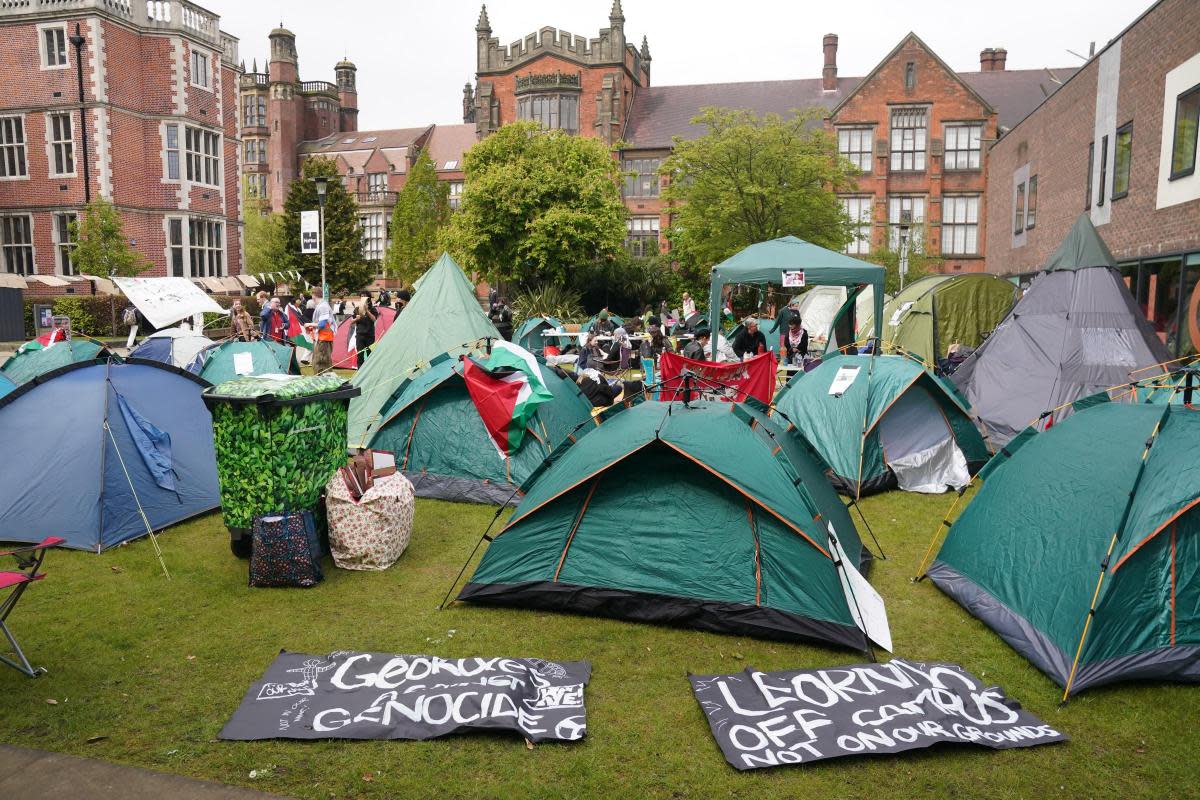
[657,351,775,404]
[461,358,527,457]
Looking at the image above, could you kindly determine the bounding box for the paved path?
[0,745,291,800]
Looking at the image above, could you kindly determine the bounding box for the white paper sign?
[233,352,255,376]
[828,522,892,652]
[828,365,860,395]
[781,270,806,288]
[113,277,227,330]
[888,301,914,328]
[300,210,320,254]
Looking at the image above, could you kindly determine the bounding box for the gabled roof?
[298,126,431,154]
[425,124,477,172]
[960,67,1077,130]
[622,76,861,149]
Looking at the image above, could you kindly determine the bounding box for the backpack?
[249,511,324,588]
[122,306,138,327]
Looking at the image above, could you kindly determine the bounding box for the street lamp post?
[311,176,329,298]
[68,24,91,204]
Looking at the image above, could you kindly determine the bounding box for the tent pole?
[913,478,974,581]
[846,498,886,560]
[854,348,879,502]
[1060,397,1175,702]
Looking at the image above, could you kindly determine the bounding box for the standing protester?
[353,294,378,368]
[379,288,391,308]
[682,292,697,319]
[732,317,768,360]
[394,290,411,313]
[261,298,286,343]
[310,288,335,371]
[230,300,256,341]
[640,316,673,360]
[488,291,513,340]
[779,311,809,366]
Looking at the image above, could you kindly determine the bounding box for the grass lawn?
[0,491,1195,799]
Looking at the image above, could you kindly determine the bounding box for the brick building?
[984,0,1200,357]
[0,0,243,294]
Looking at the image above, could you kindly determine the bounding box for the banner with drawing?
[220,651,591,743]
[690,659,1066,770]
[113,277,226,329]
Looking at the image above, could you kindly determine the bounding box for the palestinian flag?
[462,340,554,458]
[19,328,66,353]
[285,310,312,350]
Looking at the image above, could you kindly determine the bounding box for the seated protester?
[779,311,809,366]
[574,368,622,407]
[639,316,673,360]
[732,317,768,360]
[681,326,711,361]
[592,309,615,335]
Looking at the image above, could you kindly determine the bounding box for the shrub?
[511,285,585,328]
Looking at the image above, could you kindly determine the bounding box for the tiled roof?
[959,67,1078,130]
[622,67,1078,149]
[622,77,862,149]
[298,126,430,154]
[425,124,477,171]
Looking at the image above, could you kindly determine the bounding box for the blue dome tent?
[0,359,220,551]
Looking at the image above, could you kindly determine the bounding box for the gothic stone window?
[890,107,927,172]
[517,94,579,134]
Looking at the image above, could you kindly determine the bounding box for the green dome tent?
[514,315,563,356]
[773,354,989,498]
[1,339,111,386]
[460,398,886,650]
[369,351,594,505]
[925,399,1200,697]
[190,340,299,385]
[857,274,1017,365]
[349,253,500,447]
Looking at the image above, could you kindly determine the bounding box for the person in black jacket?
[732,318,767,360]
[779,311,809,366]
[353,295,377,368]
[681,326,710,361]
[488,290,513,340]
[639,316,673,360]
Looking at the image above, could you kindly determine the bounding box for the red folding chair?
[0,536,64,678]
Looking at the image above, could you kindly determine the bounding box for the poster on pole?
[301,210,320,254]
[690,659,1067,770]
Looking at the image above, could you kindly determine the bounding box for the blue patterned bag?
[249,511,323,588]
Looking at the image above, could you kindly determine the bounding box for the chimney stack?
[992,48,1007,70]
[980,48,995,71]
[822,33,839,91]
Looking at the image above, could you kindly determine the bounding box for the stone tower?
[336,58,358,133]
[268,25,301,210]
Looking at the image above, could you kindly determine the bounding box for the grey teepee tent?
[952,214,1169,446]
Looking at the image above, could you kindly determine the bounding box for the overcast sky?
[206,0,1150,130]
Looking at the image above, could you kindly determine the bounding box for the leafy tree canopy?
[384,148,449,286]
[70,198,150,277]
[242,193,287,278]
[281,156,374,295]
[442,122,626,288]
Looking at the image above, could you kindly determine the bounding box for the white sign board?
[828,523,892,652]
[781,270,806,288]
[113,277,226,330]
[828,365,860,395]
[300,210,320,254]
[233,352,255,376]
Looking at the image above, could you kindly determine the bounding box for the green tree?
[384,149,450,285]
[441,122,626,288]
[242,193,287,277]
[69,198,150,277]
[281,156,373,295]
[662,107,859,274]
[863,226,941,295]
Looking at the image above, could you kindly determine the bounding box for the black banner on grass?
[220,651,591,743]
[690,659,1066,770]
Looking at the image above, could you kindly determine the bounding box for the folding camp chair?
[0,536,64,678]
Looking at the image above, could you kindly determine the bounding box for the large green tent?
[708,236,886,358]
[1,339,111,386]
[368,352,594,505]
[460,398,885,650]
[857,274,1017,365]
[926,399,1200,696]
[773,354,989,498]
[349,253,500,447]
[190,340,299,385]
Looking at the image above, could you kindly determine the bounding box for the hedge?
[22,294,262,339]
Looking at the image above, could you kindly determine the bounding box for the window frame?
[359,212,386,261]
[1169,83,1199,181]
[889,107,928,172]
[1014,182,1026,234]
[836,127,874,173]
[516,93,579,134]
[942,122,983,171]
[184,126,221,187]
[53,211,78,276]
[622,158,662,198]
[40,24,69,70]
[0,115,29,180]
[1097,134,1109,207]
[448,180,464,210]
[841,195,872,255]
[1085,141,1094,210]
[168,218,185,277]
[625,216,660,258]
[189,47,211,90]
[187,218,224,277]
[941,194,981,256]
[0,214,35,276]
[886,195,926,251]
[47,111,75,177]
[1026,175,1038,230]
[1112,122,1132,200]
